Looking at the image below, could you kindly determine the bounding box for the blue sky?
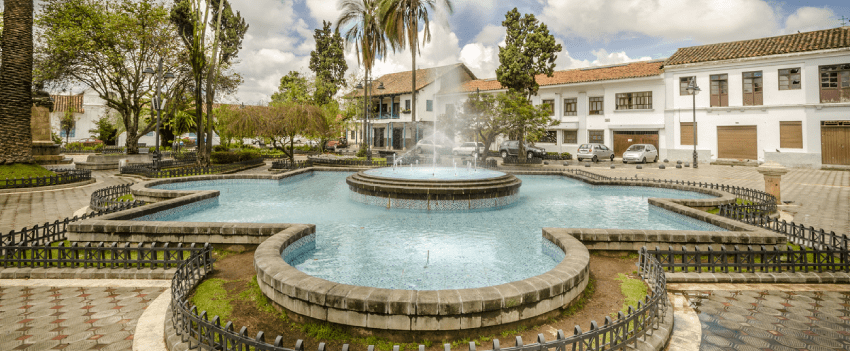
[227,0,850,103]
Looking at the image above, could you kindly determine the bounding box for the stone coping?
[665,272,850,284]
[253,225,590,331]
[0,267,177,280]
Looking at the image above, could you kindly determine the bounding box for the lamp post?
[686,79,701,169]
[143,58,174,169]
[355,77,385,161]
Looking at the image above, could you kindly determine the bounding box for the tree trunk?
[0,0,34,164]
[411,48,416,123]
[194,83,206,165]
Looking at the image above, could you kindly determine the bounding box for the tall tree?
[336,0,388,156]
[495,8,561,160]
[458,92,506,163]
[310,20,347,106]
[36,0,182,154]
[498,91,556,160]
[0,0,34,164]
[380,0,453,124]
[271,71,313,104]
[203,0,247,160]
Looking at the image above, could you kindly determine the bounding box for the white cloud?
[784,7,835,34]
[306,0,343,25]
[589,49,652,66]
[473,25,505,46]
[540,0,781,44]
[368,24,463,77]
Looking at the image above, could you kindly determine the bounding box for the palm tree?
[336,0,387,153]
[379,0,452,123]
[0,0,34,164]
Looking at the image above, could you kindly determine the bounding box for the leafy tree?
[36,0,181,154]
[221,102,328,164]
[457,92,507,162]
[59,106,78,145]
[271,71,313,104]
[380,0,453,124]
[88,116,118,145]
[0,0,34,163]
[310,21,348,106]
[495,8,561,159]
[497,91,557,159]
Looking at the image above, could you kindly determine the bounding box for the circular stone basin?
[346,167,522,210]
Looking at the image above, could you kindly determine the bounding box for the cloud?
[473,25,505,45]
[589,49,652,66]
[784,7,835,34]
[306,0,342,25]
[539,0,781,44]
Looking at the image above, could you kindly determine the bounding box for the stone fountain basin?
[346,168,521,201]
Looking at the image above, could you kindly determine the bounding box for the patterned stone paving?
[682,290,850,351]
[0,286,166,351]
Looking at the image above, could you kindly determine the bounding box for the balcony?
[376,113,400,120]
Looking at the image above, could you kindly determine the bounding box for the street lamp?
[355,78,385,160]
[143,58,174,168]
[686,79,701,169]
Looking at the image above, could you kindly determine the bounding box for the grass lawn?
[0,163,57,179]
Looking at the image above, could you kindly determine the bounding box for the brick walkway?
[0,285,166,351]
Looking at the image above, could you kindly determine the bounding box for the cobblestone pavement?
[0,170,135,233]
[679,288,850,351]
[0,285,166,351]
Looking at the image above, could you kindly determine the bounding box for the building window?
[680,76,696,95]
[541,99,555,116]
[710,74,729,107]
[588,130,604,144]
[742,71,763,106]
[589,97,603,115]
[680,122,696,145]
[779,68,801,90]
[819,64,850,103]
[562,130,577,144]
[779,121,803,148]
[563,98,577,116]
[540,130,557,143]
[426,100,433,111]
[615,91,652,110]
[145,132,154,137]
[405,99,411,110]
[60,128,76,138]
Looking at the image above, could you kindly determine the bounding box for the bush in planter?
[210,151,240,164]
[237,149,261,161]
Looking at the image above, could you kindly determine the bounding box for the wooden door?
[613,131,659,157]
[821,121,850,165]
[717,126,757,160]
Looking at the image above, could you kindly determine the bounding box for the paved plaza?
[0,160,847,350]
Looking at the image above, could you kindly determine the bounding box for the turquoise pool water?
[145,172,722,290]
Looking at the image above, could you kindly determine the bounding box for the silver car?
[452,142,485,156]
[622,144,659,164]
[576,143,614,162]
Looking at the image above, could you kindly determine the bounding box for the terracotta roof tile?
[665,26,850,66]
[351,63,477,97]
[445,60,664,93]
[50,94,84,113]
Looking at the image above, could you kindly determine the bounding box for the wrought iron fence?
[121,158,264,178]
[603,176,777,214]
[501,156,543,165]
[1,241,205,269]
[564,169,612,181]
[718,206,848,251]
[270,159,314,170]
[0,201,144,247]
[645,245,849,273]
[0,169,92,189]
[303,158,388,167]
[90,183,145,211]
[168,239,670,351]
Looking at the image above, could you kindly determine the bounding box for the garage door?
[613,131,659,157]
[821,121,850,165]
[717,126,758,160]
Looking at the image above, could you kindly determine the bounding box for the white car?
[622,144,659,163]
[452,142,485,156]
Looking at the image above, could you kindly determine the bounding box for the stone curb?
[0,267,178,280]
[665,272,850,284]
[0,178,97,194]
[636,299,674,351]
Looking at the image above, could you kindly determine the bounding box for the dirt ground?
[196,249,641,351]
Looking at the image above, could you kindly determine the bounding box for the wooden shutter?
[680,123,696,145]
[779,121,803,149]
[717,126,758,160]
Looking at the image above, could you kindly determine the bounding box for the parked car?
[576,143,614,162]
[499,140,546,159]
[326,138,348,150]
[621,144,658,164]
[452,142,485,156]
[414,138,452,154]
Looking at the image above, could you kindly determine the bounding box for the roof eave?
[664,47,850,69]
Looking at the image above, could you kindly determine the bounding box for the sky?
[153,0,850,103]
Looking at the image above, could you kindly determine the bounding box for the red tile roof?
[50,94,84,113]
[444,60,664,93]
[350,63,477,97]
[665,26,850,66]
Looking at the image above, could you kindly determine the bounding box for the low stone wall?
[254,227,590,333]
[76,153,153,170]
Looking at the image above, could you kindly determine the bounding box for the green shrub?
[561,152,571,157]
[210,151,241,164]
[213,145,229,152]
[66,142,84,151]
[237,149,261,161]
